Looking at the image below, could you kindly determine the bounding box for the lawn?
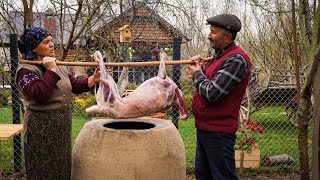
[0,105,311,175]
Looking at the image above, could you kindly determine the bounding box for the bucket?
[71,117,186,180]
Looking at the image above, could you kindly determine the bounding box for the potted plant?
[235,118,264,168]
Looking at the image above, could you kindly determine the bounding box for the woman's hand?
[88,67,100,88]
[87,67,114,88]
[93,67,101,83]
[42,56,57,72]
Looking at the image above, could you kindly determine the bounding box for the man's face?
[207,26,231,52]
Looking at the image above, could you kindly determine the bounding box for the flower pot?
[71,117,186,180]
[235,143,260,168]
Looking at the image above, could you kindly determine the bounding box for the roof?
[117,25,133,31]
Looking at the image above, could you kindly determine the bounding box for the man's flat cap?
[206,14,241,32]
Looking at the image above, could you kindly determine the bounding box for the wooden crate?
[235,143,260,168]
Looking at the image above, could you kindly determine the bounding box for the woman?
[15,27,100,179]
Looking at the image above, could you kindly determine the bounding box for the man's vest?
[192,45,251,133]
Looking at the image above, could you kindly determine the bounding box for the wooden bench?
[0,124,23,180]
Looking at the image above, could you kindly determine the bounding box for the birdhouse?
[117,25,132,42]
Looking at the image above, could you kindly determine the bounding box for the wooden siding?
[96,4,188,45]
[100,20,175,45]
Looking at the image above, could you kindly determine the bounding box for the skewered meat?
[85,51,188,120]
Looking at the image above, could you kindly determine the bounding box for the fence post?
[10,34,22,173]
[312,55,320,180]
[172,37,181,129]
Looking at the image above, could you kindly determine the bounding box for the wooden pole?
[292,1,309,179]
[19,57,212,67]
[10,34,22,174]
[172,37,181,129]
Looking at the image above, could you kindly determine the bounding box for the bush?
[0,90,10,105]
[71,94,97,117]
[126,83,139,90]
[184,93,193,114]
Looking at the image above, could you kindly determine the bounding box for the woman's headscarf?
[18,27,51,60]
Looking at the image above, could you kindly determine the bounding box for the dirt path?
[4,172,301,180]
[187,173,300,180]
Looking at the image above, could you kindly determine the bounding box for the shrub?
[185,93,193,112]
[72,94,97,117]
[0,90,10,105]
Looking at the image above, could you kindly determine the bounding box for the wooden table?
[0,124,23,140]
[0,124,23,179]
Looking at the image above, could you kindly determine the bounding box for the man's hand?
[42,57,57,72]
[188,55,204,78]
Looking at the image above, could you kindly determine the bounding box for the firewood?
[262,154,294,166]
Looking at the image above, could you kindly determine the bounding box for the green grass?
[1,105,312,175]
[71,115,90,145]
[178,116,197,171]
[1,105,21,175]
[0,106,91,175]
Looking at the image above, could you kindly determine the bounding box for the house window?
[112,66,122,83]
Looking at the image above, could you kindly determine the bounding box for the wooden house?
[88,2,190,84]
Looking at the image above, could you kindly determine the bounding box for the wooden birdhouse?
[117,24,132,42]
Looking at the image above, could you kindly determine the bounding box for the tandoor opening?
[104,121,155,130]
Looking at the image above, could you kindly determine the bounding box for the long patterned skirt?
[24,109,72,180]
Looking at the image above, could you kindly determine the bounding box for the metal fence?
[0,37,313,178]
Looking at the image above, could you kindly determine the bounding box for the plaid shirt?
[193,50,248,103]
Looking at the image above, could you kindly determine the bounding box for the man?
[188,14,251,180]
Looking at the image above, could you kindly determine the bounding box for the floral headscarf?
[18,27,51,60]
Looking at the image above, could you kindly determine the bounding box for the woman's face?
[33,35,55,58]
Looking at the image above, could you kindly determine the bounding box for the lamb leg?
[158,52,167,79]
[95,51,121,101]
[175,88,188,120]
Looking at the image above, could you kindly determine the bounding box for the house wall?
[54,49,91,62]
[54,49,92,77]
[97,5,180,46]
[44,16,57,38]
[126,6,173,44]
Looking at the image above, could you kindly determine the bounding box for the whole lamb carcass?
[85,51,188,120]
